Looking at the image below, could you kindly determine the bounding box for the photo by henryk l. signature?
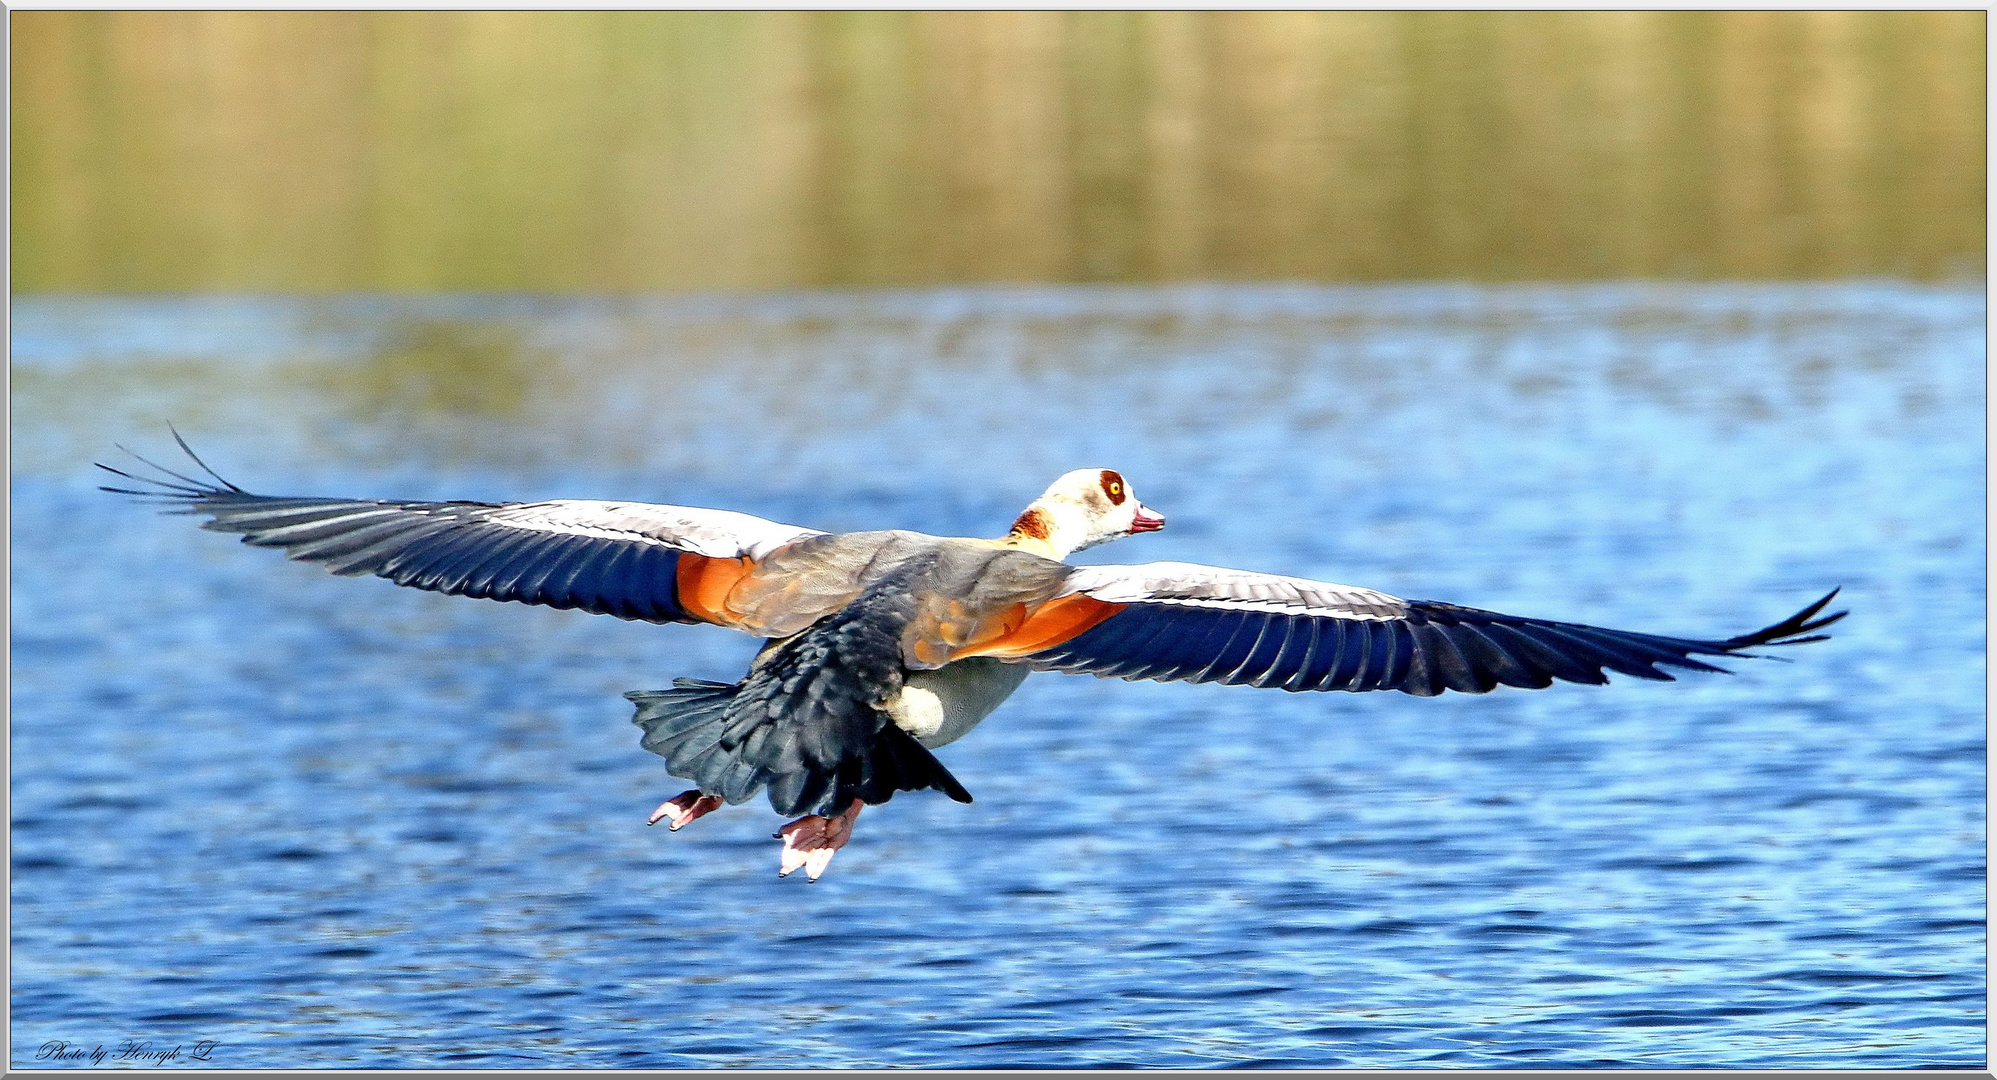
[37,1040,218,1066]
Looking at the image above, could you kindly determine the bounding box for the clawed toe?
[649,789,723,830]
[776,798,864,881]
[653,790,866,880]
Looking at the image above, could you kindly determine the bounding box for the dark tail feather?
[859,724,974,807]
[628,678,975,817]
[628,681,738,764]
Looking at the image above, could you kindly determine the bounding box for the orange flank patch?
[912,600,1028,666]
[675,554,759,628]
[961,593,1126,660]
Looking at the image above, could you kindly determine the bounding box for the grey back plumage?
[632,533,1074,816]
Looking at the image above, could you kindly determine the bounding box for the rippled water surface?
[11,285,1985,1067]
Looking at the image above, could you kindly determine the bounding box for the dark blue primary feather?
[1022,590,1846,698]
[1219,615,1293,687]
[99,449,691,625]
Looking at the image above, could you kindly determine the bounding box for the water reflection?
[313,320,541,420]
[11,11,1985,291]
[10,285,1983,487]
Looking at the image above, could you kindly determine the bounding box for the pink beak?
[1130,504,1166,533]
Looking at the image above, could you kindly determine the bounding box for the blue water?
[11,284,1985,1068]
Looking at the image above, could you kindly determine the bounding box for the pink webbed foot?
[776,798,864,881]
[648,789,723,831]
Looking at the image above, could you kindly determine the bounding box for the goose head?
[1004,468,1165,559]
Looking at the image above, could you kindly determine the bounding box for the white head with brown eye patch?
[1004,468,1167,559]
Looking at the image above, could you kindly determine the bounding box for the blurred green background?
[11,10,1985,292]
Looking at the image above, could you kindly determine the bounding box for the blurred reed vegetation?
[11,10,1985,292]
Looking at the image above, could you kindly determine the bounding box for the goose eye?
[1102,471,1134,505]
[1098,470,1128,505]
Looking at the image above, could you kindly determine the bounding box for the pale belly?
[883,657,1032,749]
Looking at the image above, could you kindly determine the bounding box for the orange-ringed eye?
[1099,469,1128,504]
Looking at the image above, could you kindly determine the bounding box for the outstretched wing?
[986,561,1844,697]
[99,436,821,629]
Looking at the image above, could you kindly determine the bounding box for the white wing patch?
[481,500,821,560]
[1059,561,1409,621]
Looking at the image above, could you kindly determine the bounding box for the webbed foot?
[649,789,723,831]
[776,798,864,881]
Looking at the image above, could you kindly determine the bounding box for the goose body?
[890,659,1031,748]
[104,437,1845,880]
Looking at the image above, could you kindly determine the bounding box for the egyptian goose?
[103,435,1845,881]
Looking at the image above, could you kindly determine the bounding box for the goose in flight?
[103,435,1844,881]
